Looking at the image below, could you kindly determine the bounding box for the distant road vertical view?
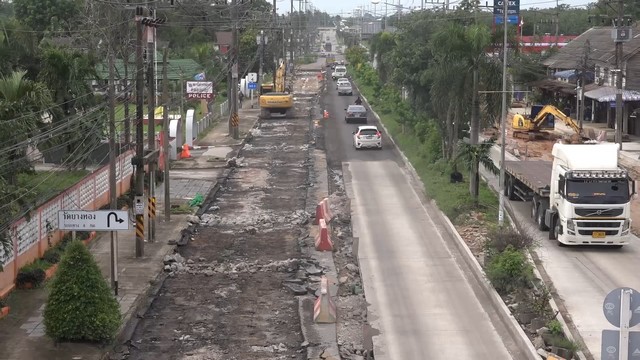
[319,28,532,359]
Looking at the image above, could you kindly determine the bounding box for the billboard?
[494,0,519,24]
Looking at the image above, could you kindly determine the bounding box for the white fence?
[0,150,134,268]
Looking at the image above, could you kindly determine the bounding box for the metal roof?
[95,56,203,82]
[553,70,577,80]
[584,86,640,102]
[543,26,640,70]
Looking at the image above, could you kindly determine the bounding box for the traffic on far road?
[320,28,532,359]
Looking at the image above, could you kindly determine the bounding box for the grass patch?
[18,170,90,205]
[354,82,500,225]
[171,204,194,214]
[296,55,317,65]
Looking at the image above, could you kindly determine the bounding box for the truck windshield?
[565,179,630,204]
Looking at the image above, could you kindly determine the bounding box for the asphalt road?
[319,29,527,360]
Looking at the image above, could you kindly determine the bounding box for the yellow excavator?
[512,105,590,140]
[259,59,294,118]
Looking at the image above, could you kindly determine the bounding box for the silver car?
[353,125,382,150]
[338,83,353,96]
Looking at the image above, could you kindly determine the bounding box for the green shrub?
[16,259,50,288]
[547,319,563,335]
[485,227,536,253]
[42,248,61,265]
[44,240,121,343]
[486,246,534,294]
[548,335,579,351]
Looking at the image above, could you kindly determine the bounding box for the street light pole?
[498,0,509,226]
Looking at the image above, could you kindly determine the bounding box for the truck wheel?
[535,204,548,231]
[506,176,517,200]
[549,216,563,245]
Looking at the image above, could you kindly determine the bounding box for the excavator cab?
[512,104,590,141]
[260,84,274,95]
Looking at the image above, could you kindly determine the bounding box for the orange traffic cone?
[180,144,191,159]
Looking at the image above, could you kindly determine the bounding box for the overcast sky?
[280,0,594,16]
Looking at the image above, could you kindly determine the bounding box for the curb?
[102,113,260,359]
[353,81,539,359]
[440,213,540,360]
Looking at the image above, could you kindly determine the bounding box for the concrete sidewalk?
[0,108,259,360]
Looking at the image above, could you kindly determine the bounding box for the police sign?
[186,81,214,100]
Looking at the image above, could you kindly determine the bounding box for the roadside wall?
[0,150,135,295]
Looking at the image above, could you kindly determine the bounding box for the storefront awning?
[584,86,640,102]
[554,70,577,80]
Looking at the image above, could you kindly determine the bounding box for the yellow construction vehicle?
[259,60,293,118]
[512,105,589,140]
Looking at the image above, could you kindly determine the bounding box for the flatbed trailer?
[503,160,552,201]
[503,160,556,231]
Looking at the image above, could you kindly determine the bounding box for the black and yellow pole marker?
[148,197,156,242]
[136,215,144,245]
[134,196,145,257]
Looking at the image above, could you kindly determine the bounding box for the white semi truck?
[503,142,635,247]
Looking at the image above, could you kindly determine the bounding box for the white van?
[331,66,347,80]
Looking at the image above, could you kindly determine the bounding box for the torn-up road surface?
[126,86,319,360]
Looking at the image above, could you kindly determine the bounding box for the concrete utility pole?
[554,0,559,46]
[498,0,508,226]
[124,51,131,145]
[273,0,278,77]
[259,30,265,85]
[134,6,145,257]
[290,0,295,69]
[614,0,625,149]
[108,50,119,295]
[146,8,157,243]
[230,0,240,140]
[578,40,590,132]
[162,47,170,222]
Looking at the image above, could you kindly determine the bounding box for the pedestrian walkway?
[0,107,260,360]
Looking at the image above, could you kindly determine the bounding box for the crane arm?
[531,105,582,135]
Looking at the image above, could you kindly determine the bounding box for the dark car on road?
[345,105,368,124]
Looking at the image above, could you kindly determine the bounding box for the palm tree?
[429,22,502,196]
[0,70,53,184]
[454,138,499,205]
[37,46,103,170]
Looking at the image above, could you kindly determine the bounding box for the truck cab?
[544,143,635,246]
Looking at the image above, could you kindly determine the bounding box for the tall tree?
[13,0,82,34]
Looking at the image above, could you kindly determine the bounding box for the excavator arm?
[274,60,286,93]
[531,105,583,136]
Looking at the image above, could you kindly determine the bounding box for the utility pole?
[554,0,559,47]
[290,0,295,71]
[108,50,119,295]
[273,0,278,78]
[259,30,265,85]
[134,6,145,258]
[124,51,131,145]
[147,8,157,243]
[614,0,625,149]
[578,40,590,133]
[498,0,508,226]
[162,48,170,222]
[230,0,240,140]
